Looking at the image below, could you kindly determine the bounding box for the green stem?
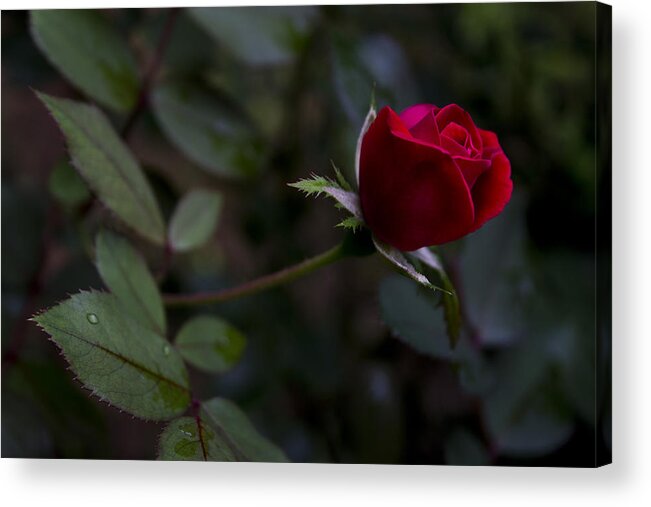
[163,243,346,307]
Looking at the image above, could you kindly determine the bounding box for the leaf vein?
[43,322,188,394]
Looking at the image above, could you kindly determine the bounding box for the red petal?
[454,157,491,188]
[359,107,475,251]
[440,135,470,157]
[399,103,439,130]
[409,108,440,145]
[441,122,470,148]
[479,128,502,158]
[436,104,482,153]
[470,152,513,231]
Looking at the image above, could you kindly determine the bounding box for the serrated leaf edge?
[373,238,449,294]
[31,289,190,422]
[35,92,166,245]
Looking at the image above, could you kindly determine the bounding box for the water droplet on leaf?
[163,345,170,356]
[179,422,196,438]
[86,313,99,325]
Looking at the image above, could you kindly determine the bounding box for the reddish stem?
[191,399,208,461]
[121,8,180,139]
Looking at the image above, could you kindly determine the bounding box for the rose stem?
[163,243,346,307]
[120,7,180,139]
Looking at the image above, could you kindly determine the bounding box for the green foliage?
[168,190,222,252]
[4,3,604,464]
[189,6,318,66]
[36,93,167,245]
[289,173,364,222]
[377,245,462,353]
[95,230,166,334]
[458,188,528,348]
[485,386,573,457]
[379,271,575,459]
[379,275,455,360]
[289,174,338,197]
[332,162,353,191]
[373,239,448,294]
[49,161,91,209]
[409,247,462,347]
[159,398,288,461]
[478,318,575,457]
[152,81,263,179]
[30,10,139,112]
[331,32,416,124]
[32,291,190,420]
[534,254,598,426]
[336,215,364,232]
[157,417,208,461]
[174,315,246,374]
[378,273,484,398]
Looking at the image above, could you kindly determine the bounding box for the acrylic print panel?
[1,2,611,467]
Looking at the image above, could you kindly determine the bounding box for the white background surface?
[1,0,650,505]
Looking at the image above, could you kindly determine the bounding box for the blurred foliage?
[2,3,609,465]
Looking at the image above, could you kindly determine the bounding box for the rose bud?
[359,104,513,251]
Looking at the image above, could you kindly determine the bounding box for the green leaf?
[49,161,91,209]
[409,247,461,347]
[289,174,364,220]
[373,238,448,293]
[482,334,574,458]
[444,429,491,466]
[331,33,416,124]
[534,253,598,426]
[30,10,139,113]
[32,291,190,420]
[199,398,288,462]
[458,191,528,345]
[336,215,364,232]
[331,161,353,191]
[158,398,288,461]
[157,417,207,460]
[174,315,246,374]
[331,35,376,123]
[95,230,166,334]
[487,389,574,458]
[441,275,462,348]
[36,93,166,245]
[188,6,318,66]
[152,81,263,179]
[288,174,334,196]
[378,275,454,360]
[169,190,222,252]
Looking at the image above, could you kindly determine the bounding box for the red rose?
[359,104,513,251]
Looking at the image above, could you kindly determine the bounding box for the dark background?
[2,3,610,465]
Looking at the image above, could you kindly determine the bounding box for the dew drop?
[163,345,171,356]
[179,423,196,438]
[86,313,99,325]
